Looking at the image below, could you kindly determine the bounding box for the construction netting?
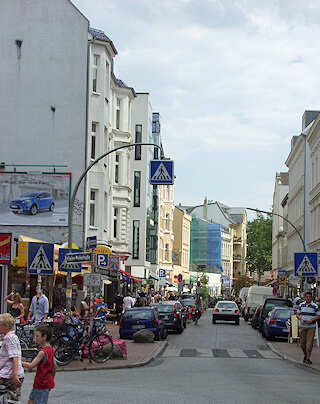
[190,214,222,274]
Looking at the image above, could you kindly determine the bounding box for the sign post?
[159,269,166,287]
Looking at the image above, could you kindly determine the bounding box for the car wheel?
[49,203,54,212]
[212,317,216,324]
[183,319,187,328]
[261,325,266,338]
[13,211,18,214]
[155,331,161,341]
[162,328,168,339]
[177,323,183,334]
[244,314,249,322]
[235,318,240,325]
[29,204,38,215]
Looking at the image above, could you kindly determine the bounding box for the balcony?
[233,254,241,262]
[233,237,242,244]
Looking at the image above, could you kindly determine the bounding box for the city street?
[21,309,319,403]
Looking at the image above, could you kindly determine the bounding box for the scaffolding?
[190,215,222,273]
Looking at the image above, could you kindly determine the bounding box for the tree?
[247,213,272,278]
[233,274,254,295]
[199,271,210,304]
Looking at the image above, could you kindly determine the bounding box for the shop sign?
[0,233,12,264]
[142,279,147,286]
[148,278,154,286]
[190,275,197,282]
[18,241,28,267]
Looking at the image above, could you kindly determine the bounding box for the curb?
[267,342,320,373]
[55,341,168,372]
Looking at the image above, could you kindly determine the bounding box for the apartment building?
[272,172,289,273]
[172,206,191,284]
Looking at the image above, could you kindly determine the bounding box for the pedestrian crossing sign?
[28,242,54,275]
[294,252,318,276]
[150,160,174,185]
[58,248,82,273]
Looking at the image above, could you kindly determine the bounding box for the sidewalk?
[55,322,167,372]
[268,340,320,372]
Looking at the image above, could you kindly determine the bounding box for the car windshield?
[217,302,237,309]
[122,310,154,320]
[265,300,291,310]
[21,192,37,197]
[152,305,173,313]
[273,309,294,319]
[181,299,194,306]
[180,295,195,300]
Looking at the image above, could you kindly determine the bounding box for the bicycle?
[16,322,37,349]
[52,317,114,366]
[192,309,201,325]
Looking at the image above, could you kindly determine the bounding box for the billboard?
[0,173,70,226]
[0,233,12,264]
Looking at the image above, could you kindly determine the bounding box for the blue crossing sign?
[150,160,174,185]
[294,252,318,276]
[28,242,54,275]
[58,249,82,273]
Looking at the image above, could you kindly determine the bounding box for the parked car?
[261,307,295,340]
[212,301,240,325]
[119,307,167,340]
[244,286,274,321]
[10,191,55,215]
[258,298,293,332]
[251,304,262,329]
[151,301,185,332]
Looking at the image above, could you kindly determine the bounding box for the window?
[165,244,169,261]
[93,55,99,92]
[105,61,110,98]
[133,220,140,259]
[165,213,170,230]
[90,190,97,226]
[115,153,120,183]
[135,125,142,160]
[116,98,121,130]
[134,171,141,207]
[91,123,97,159]
[113,208,119,239]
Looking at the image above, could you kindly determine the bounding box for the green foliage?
[233,274,254,295]
[199,271,210,304]
[247,213,272,275]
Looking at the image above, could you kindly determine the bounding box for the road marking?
[162,349,181,357]
[161,348,281,359]
[227,349,248,358]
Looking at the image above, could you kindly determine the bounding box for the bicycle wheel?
[19,338,29,350]
[89,333,113,363]
[52,335,75,366]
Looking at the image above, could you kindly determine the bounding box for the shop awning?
[119,269,141,283]
[149,275,159,281]
[165,280,174,286]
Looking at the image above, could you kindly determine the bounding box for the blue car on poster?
[262,307,295,340]
[10,191,55,216]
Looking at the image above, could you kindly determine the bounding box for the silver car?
[212,301,240,325]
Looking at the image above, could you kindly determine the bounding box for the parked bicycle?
[52,317,114,365]
[16,322,37,349]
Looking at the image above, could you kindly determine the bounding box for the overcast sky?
[72,0,320,217]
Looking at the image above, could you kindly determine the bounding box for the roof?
[89,28,118,54]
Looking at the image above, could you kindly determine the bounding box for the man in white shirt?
[123,292,134,310]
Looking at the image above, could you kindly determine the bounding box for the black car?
[251,304,262,329]
[258,298,293,332]
[151,302,184,333]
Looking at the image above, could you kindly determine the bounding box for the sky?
[72,0,320,218]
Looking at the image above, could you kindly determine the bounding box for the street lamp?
[65,142,163,312]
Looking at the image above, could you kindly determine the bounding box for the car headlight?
[22,200,31,204]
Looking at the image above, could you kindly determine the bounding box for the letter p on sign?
[96,254,109,267]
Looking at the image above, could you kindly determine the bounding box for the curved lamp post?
[66,142,162,311]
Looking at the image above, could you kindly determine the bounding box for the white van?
[244,286,274,321]
[239,287,249,301]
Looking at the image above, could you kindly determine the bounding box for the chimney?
[204,197,208,220]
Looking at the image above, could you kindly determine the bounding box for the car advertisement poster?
[0,233,12,264]
[0,173,70,226]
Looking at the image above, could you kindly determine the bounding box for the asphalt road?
[21,309,319,403]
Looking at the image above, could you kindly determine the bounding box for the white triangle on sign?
[60,259,80,271]
[29,246,52,271]
[296,255,316,275]
[151,162,171,181]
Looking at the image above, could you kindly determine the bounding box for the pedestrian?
[80,296,90,318]
[123,292,134,310]
[94,296,108,325]
[113,292,124,324]
[139,292,148,307]
[27,287,49,324]
[4,292,25,322]
[0,313,24,404]
[296,291,320,364]
[22,325,57,404]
